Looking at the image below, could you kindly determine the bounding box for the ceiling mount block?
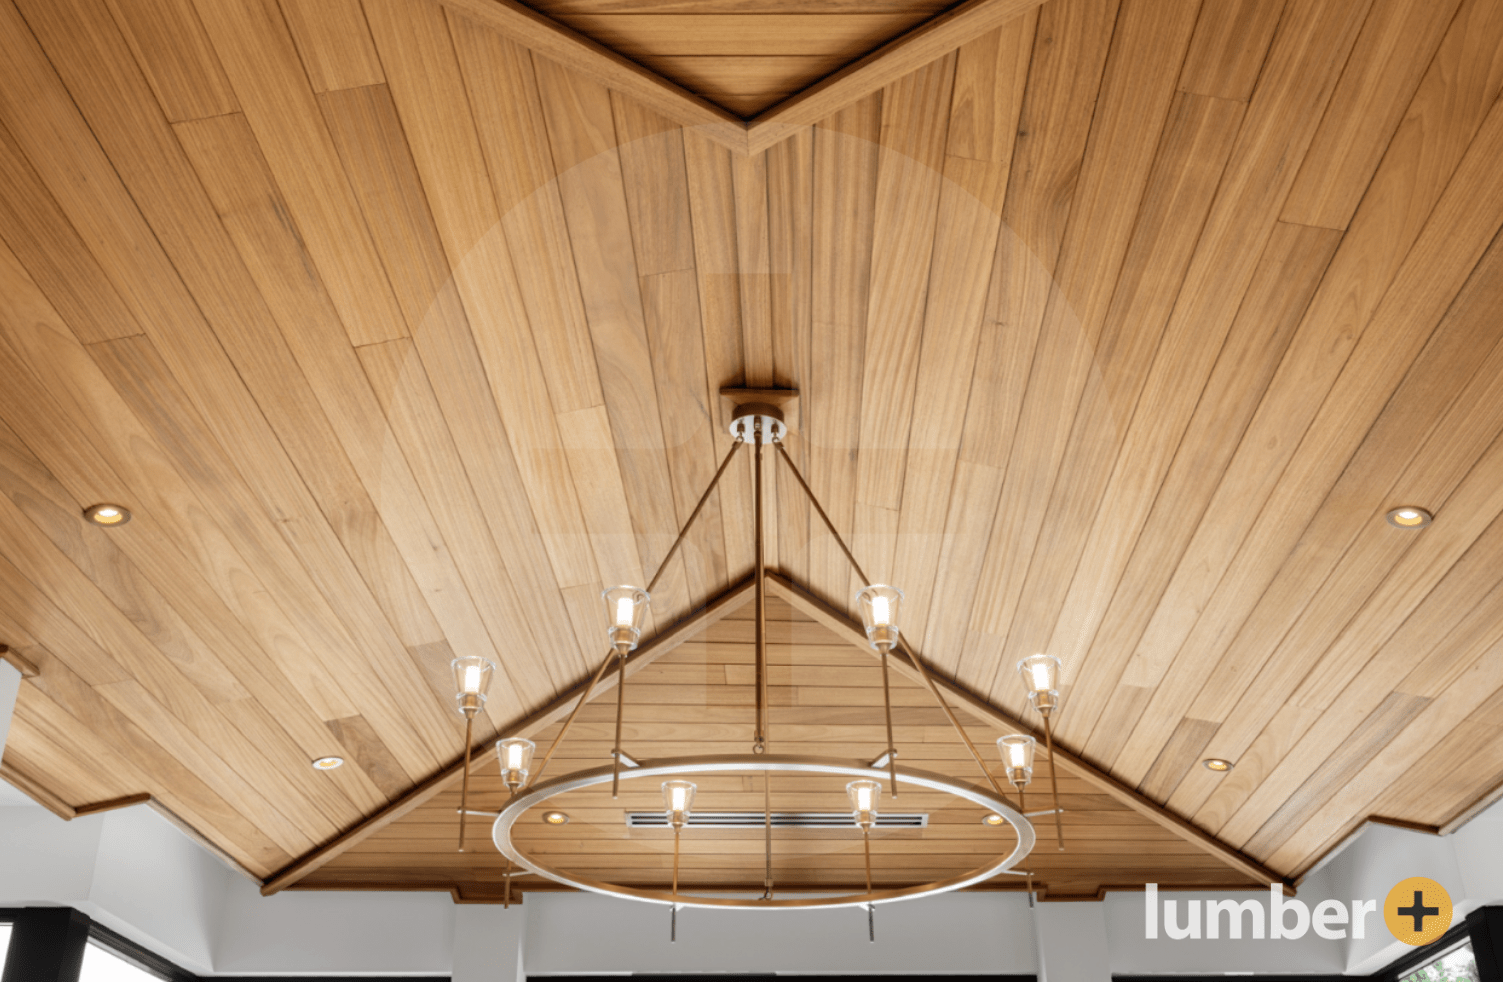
[718,388,799,438]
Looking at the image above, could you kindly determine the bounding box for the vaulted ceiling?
[0,0,1501,903]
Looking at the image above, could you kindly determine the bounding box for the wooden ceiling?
[0,0,1499,902]
[299,597,1265,901]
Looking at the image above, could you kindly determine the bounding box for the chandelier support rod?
[1042,714,1065,850]
[771,440,1010,802]
[527,646,617,791]
[754,419,774,900]
[613,646,627,798]
[458,713,474,852]
[754,422,767,754]
[647,437,745,595]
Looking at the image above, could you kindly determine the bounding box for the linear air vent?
[625,812,928,829]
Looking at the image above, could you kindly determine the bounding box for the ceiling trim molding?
[438,0,749,154]
[0,643,39,677]
[762,573,1291,892]
[436,0,1049,156]
[260,576,756,896]
[744,0,1046,155]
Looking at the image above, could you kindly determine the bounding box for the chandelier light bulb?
[603,585,650,651]
[1017,654,1062,717]
[846,778,881,829]
[997,734,1036,787]
[496,737,536,791]
[450,656,496,718]
[855,584,904,652]
[662,780,697,829]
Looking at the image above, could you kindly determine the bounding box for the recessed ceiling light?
[311,756,344,771]
[982,813,1006,826]
[1202,758,1233,772]
[542,811,570,825]
[1386,507,1432,529]
[83,503,131,527]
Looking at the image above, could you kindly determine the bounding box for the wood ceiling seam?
[260,578,754,895]
[279,0,386,92]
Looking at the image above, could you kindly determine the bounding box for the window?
[0,923,11,975]
[1397,939,1479,982]
[81,941,163,982]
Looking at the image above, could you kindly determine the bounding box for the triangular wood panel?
[297,598,1265,900]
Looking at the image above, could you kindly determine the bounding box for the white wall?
[524,891,1037,976]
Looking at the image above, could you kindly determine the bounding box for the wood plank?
[0,121,143,345]
[1189,249,1503,845]
[1281,0,1462,230]
[261,580,753,894]
[1177,0,1290,101]
[533,0,949,12]
[277,0,384,91]
[438,0,747,152]
[806,94,881,611]
[102,0,239,121]
[852,53,956,529]
[550,13,907,56]
[357,338,561,705]
[316,80,586,685]
[746,0,1053,154]
[1062,219,1341,766]
[183,0,408,344]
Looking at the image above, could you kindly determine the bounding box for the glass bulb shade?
[855,584,904,650]
[602,586,650,648]
[451,656,496,715]
[496,737,536,787]
[846,779,882,828]
[1017,654,1062,714]
[662,780,697,828]
[997,734,1036,785]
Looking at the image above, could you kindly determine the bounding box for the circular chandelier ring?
[492,753,1035,911]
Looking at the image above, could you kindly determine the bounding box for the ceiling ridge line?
[258,577,757,896]
[435,0,1048,156]
[760,572,1293,893]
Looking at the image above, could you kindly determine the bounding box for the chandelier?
[447,400,1071,920]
